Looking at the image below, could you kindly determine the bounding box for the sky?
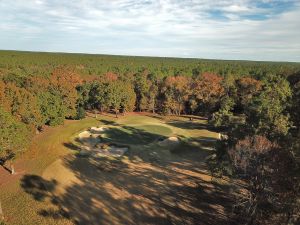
[0,0,299,62]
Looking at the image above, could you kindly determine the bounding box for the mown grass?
[0,114,219,225]
[101,124,173,145]
[0,117,100,225]
[132,125,173,137]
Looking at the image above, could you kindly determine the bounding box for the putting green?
[101,124,172,145]
[131,125,173,136]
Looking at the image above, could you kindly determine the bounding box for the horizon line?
[0,48,300,64]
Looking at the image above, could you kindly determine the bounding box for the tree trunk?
[115,110,118,118]
[152,97,155,114]
[11,164,15,175]
[178,103,181,116]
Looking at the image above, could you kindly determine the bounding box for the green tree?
[90,81,110,113]
[236,77,262,112]
[106,82,123,118]
[134,72,150,111]
[148,83,159,113]
[120,82,136,114]
[0,107,31,174]
[162,76,190,115]
[210,96,235,127]
[246,75,292,138]
[38,91,66,126]
[50,67,82,119]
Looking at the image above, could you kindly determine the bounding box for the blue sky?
[0,0,299,62]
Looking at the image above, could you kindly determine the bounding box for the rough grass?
[0,114,232,225]
[0,117,100,225]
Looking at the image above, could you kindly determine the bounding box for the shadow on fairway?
[99,119,118,126]
[20,175,57,202]
[166,120,222,133]
[102,126,165,145]
[20,120,237,225]
[21,154,236,225]
[79,121,168,146]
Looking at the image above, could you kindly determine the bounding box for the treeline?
[1,65,299,154]
[209,72,300,224]
[1,50,300,79]
[0,51,300,224]
[0,67,82,170]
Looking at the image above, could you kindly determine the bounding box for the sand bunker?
[93,146,128,157]
[158,136,180,147]
[78,130,92,139]
[77,126,127,158]
[90,127,106,133]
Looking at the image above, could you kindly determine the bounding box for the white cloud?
[223,4,251,13]
[0,0,299,61]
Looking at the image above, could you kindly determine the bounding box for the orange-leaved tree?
[162,75,190,115]
[50,67,82,119]
[191,72,224,114]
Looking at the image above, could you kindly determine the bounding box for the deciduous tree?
[50,67,82,119]
[0,107,31,174]
[246,74,292,138]
[192,72,224,114]
[162,76,190,115]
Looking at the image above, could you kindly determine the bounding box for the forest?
[0,50,300,224]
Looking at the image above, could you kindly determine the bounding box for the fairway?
[0,114,236,225]
[1,2,299,222]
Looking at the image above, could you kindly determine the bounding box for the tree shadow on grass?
[63,142,82,151]
[99,119,118,126]
[104,126,166,145]
[146,114,206,122]
[76,124,167,146]
[21,153,237,225]
[20,119,238,225]
[169,141,211,156]
[20,175,57,202]
[166,120,221,133]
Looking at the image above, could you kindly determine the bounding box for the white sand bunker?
[90,127,106,133]
[158,136,180,147]
[78,130,100,148]
[77,126,127,158]
[93,145,128,158]
[78,130,92,139]
[78,127,107,139]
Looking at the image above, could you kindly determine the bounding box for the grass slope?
[0,114,234,225]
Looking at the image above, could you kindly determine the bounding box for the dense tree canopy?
[0,50,299,224]
[0,107,31,162]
